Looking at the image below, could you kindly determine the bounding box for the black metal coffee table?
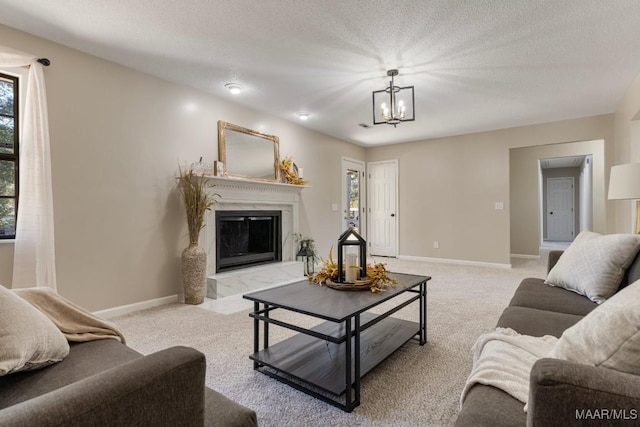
[243,272,430,412]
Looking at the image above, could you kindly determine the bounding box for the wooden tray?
[325,278,373,291]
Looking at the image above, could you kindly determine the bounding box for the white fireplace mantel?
[202,176,309,200]
[202,176,309,298]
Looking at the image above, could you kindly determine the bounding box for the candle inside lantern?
[345,253,358,283]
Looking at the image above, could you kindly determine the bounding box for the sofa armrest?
[527,358,640,426]
[0,346,207,427]
[547,250,564,273]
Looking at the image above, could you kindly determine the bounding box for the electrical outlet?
[433,241,439,249]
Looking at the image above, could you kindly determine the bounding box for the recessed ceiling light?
[224,83,243,95]
[297,112,310,120]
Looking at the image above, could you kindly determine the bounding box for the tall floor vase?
[182,243,206,304]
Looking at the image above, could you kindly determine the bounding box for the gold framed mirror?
[217,120,281,181]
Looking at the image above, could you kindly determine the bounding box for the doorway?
[367,159,398,257]
[509,140,603,258]
[341,158,365,235]
[539,155,592,247]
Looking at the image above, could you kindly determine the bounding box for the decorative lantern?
[337,228,367,283]
[296,242,315,276]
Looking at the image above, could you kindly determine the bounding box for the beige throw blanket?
[13,287,126,344]
[460,328,556,408]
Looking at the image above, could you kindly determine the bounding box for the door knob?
[550,212,554,215]
[390,213,395,217]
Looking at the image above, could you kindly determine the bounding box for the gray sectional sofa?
[0,339,258,426]
[456,250,640,426]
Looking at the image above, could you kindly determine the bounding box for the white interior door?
[368,160,397,257]
[341,158,365,235]
[547,177,574,241]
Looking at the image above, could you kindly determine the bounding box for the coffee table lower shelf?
[250,313,419,397]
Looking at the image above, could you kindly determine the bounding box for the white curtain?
[0,46,56,290]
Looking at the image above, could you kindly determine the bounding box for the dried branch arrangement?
[309,247,397,293]
[177,167,219,244]
[279,156,309,185]
[365,262,397,293]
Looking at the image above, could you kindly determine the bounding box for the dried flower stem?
[280,156,309,185]
[309,247,397,293]
[177,166,219,244]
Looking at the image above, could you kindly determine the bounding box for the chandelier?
[372,69,415,127]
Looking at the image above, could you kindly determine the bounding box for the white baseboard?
[93,294,178,319]
[511,254,540,260]
[398,255,512,269]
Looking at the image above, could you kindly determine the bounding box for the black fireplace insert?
[216,210,282,273]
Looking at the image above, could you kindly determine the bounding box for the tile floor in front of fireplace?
[197,294,255,315]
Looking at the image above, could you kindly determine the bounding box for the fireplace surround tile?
[201,177,308,299]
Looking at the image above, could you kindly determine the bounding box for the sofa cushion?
[496,306,583,338]
[528,358,640,426]
[508,278,598,316]
[454,384,525,427]
[544,231,640,303]
[547,249,640,291]
[0,339,141,409]
[550,279,640,376]
[0,285,69,377]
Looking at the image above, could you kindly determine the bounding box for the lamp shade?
[608,163,640,200]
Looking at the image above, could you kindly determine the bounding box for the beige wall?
[510,141,605,256]
[0,24,364,311]
[2,20,637,309]
[613,71,640,232]
[366,115,614,265]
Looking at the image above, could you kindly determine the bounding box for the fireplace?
[215,210,282,273]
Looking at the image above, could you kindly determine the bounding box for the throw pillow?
[549,279,640,375]
[0,285,69,376]
[545,231,640,303]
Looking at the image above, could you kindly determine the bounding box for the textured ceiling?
[1,0,640,146]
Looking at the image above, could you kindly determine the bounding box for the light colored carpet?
[111,257,547,427]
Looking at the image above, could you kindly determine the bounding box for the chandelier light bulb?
[381,102,390,120]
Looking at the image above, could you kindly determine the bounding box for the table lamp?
[608,163,640,233]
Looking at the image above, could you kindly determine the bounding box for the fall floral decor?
[309,247,397,293]
[279,156,309,185]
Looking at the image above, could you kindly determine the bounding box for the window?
[0,72,18,239]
